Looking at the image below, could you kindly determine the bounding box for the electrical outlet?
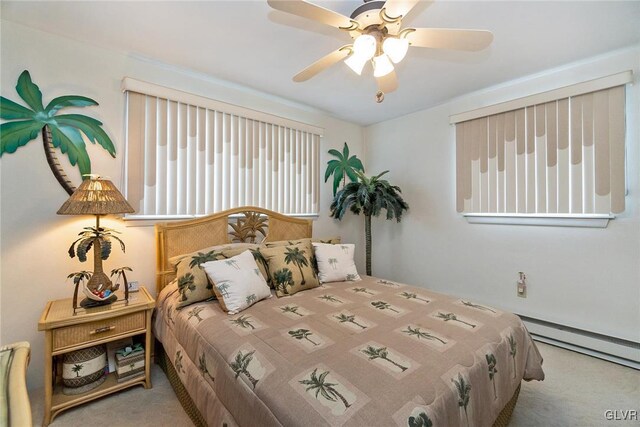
[517,272,527,298]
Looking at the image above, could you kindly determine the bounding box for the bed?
[153,207,544,427]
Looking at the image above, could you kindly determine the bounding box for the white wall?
[0,20,364,389]
[364,47,640,343]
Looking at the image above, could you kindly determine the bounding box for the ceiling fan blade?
[376,70,398,94]
[293,46,352,82]
[406,28,494,51]
[382,0,421,20]
[268,0,359,30]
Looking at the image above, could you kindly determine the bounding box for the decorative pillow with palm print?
[261,241,320,297]
[171,243,257,309]
[264,237,341,275]
[220,246,272,287]
[312,243,361,283]
[201,250,271,314]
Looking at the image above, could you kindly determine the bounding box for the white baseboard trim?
[520,316,639,370]
[531,335,639,370]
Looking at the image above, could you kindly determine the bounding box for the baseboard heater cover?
[518,314,639,370]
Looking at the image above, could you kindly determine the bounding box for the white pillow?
[201,250,271,314]
[312,243,361,283]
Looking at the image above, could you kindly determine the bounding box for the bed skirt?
[155,342,522,427]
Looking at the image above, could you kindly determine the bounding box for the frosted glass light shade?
[373,54,394,77]
[353,34,377,60]
[344,54,368,75]
[383,37,409,63]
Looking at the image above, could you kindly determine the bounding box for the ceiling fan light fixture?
[353,34,377,60]
[383,37,409,63]
[344,53,368,75]
[373,54,394,77]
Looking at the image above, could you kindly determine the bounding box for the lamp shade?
[344,53,368,75]
[382,37,409,63]
[373,54,394,77]
[57,177,135,216]
[353,34,377,60]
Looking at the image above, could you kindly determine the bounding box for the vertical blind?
[124,82,322,217]
[455,85,626,215]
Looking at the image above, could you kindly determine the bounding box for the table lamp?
[57,176,134,307]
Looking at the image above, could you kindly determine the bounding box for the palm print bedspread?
[154,276,544,427]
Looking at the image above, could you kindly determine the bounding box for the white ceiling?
[2,1,639,126]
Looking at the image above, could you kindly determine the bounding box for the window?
[451,72,631,223]
[123,78,322,218]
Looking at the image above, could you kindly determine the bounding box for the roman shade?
[123,78,322,218]
[454,82,627,215]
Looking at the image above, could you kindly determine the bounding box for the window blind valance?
[455,85,626,215]
[123,80,322,217]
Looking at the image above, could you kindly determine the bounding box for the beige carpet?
[30,342,639,426]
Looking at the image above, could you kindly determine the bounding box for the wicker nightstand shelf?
[38,287,155,426]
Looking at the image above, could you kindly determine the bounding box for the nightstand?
[38,287,155,426]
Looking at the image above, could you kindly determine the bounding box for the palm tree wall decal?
[0,70,116,195]
[485,353,498,399]
[299,368,352,410]
[289,329,320,346]
[198,353,215,382]
[280,305,304,317]
[330,170,409,276]
[231,315,256,330]
[229,350,258,389]
[507,335,517,379]
[452,373,472,427]
[284,246,309,285]
[334,313,367,329]
[324,142,365,196]
[273,268,294,294]
[371,300,399,313]
[402,326,447,345]
[462,300,497,313]
[408,412,433,427]
[360,345,407,372]
[436,312,476,328]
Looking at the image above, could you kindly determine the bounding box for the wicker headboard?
[155,206,313,293]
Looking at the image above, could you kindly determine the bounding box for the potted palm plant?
[330,170,408,276]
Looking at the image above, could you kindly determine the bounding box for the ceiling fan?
[267,0,493,102]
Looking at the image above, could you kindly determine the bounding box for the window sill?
[463,213,615,228]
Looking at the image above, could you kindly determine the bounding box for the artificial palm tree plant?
[0,70,116,195]
[330,170,408,276]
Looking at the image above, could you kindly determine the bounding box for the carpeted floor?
[30,342,639,426]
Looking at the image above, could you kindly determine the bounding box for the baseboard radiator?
[518,315,640,370]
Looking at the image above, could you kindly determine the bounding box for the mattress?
[154,276,544,426]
